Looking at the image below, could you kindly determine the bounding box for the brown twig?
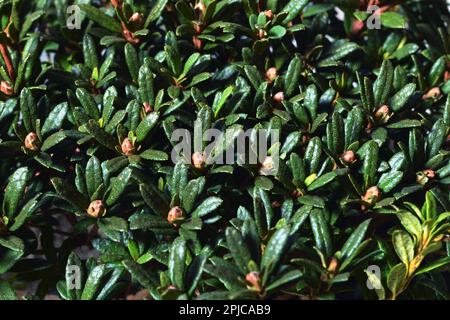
[0,42,15,81]
[121,22,140,45]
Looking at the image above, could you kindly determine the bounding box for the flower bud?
[341,150,356,164]
[291,189,303,199]
[129,13,144,31]
[273,91,284,104]
[422,87,441,100]
[265,67,277,82]
[271,201,281,208]
[129,13,143,25]
[264,10,273,20]
[167,206,184,224]
[194,1,207,16]
[24,132,41,151]
[129,12,144,31]
[258,29,265,39]
[351,20,365,35]
[361,186,381,206]
[121,138,135,155]
[0,81,13,96]
[111,0,122,8]
[193,23,202,34]
[423,169,436,179]
[192,151,206,170]
[87,200,106,218]
[245,271,261,291]
[374,105,391,123]
[444,71,450,82]
[327,257,339,273]
[143,102,153,114]
[192,36,202,50]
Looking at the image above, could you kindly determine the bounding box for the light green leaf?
[392,230,414,265]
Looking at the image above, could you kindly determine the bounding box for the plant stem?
[0,43,15,81]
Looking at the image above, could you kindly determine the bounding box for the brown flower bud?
[351,20,365,35]
[341,150,356,164]
[194,1,206,17]
[327,257,339,274]
[167,206,184,225]
[374,105,391,123]
[87,200,106,218]
[130,12,143,24]
[192,151,206,170]
[423,169,436,179]
[24,132,41,151]
[361,186,381,206]
[291,189,303,199]
[111,0,122,8]
[265,67,277,82]
[193,23,202,34]
[245,271,261,291]
[273,91,284,104]
[192,36,202,50]
[422,87,441,100]
[143,102,153,113]
[264,10,273,20]
[271,201,281,208]
[257,29,265,39]
[121,138,135,155]
[444,71,450,82]
[0,81,13,96]
[129,12,144,30]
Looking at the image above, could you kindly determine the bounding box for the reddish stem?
[0,42,14,81]
[121,21,140,45]
[258,0,263,12]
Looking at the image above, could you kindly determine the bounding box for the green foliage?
[0,0,449,300]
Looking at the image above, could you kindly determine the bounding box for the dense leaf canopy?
[0,0,449,300]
